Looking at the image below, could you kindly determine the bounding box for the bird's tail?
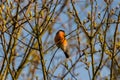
[64,51,70,58]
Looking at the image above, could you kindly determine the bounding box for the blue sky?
[47,0,120,80]
[0,0,120,80]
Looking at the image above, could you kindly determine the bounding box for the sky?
[48,0,120,80]
[0,0,120,80]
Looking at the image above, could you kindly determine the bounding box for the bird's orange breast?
[54,31,66,47]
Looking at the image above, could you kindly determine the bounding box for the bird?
[54,30,70,58]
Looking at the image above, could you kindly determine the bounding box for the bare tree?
[0,0,119,80]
